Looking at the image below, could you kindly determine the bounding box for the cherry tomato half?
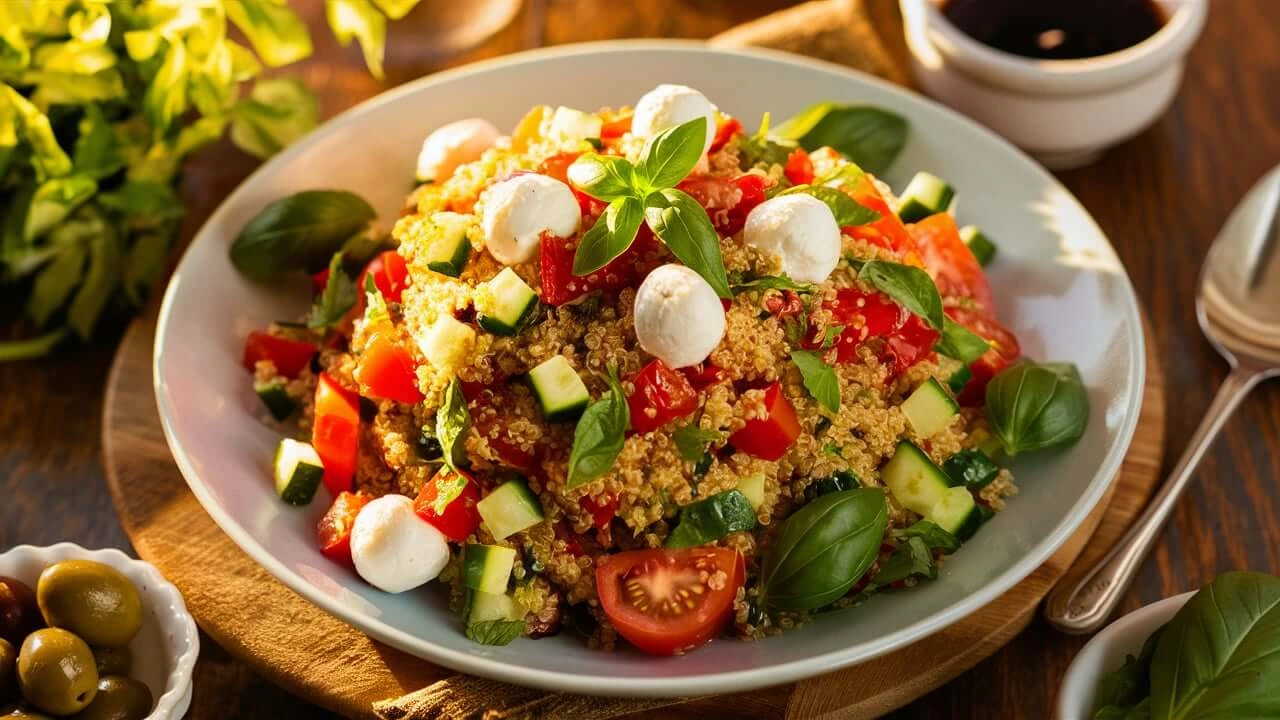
[728,382,801,461]
[242,331,317,379]
[709,117,742,153]
[312,373,361,496]
[909,213,994,315]
[845,175,925,267]
[628,359,699,434]
[317,491,372,566]
[595,547,744,655]
[413,468,481,542]
[354,333,423,403]
[947,307,1021,405]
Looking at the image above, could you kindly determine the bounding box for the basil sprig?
[437,376,471,472]
[565,369,629,489]
[936,319,990,364]
[857,260,945,331]
[790,350,840,413]
[230,190,377,279]
[774,103,909,175]
[567,117,731,298]
[307,252,357,329]
[780,184,879,227]
[985,361,1089,455]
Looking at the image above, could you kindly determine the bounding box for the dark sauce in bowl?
[941,0,1166,60]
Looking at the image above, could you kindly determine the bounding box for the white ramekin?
[1056,591,1194,719]
[0,544,199,719]
[901,0,1207,169]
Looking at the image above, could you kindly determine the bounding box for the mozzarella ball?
[350,495,449,594]
[634,264,726,368]
[416,118,501,183]
[631,84,718,154]
[743,194,842,284]
[480,173,580,265]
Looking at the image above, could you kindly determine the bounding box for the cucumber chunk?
[664,489,757,548]
[947,365,972,394]
[736,473,766,510]
[273,438,324,505]
[468,589,525,623]
[255,380,297,421]
[477,268,539,336]
[476,478,545,540]
[462,544,517,594]
[926,486,982,541]
[423,212,471,277]
[882,440,955,517]
[942,448,1001,490]
[901,378,959,438]
[528,355,589,421]
[897,171,955,223]
[959,225,997,267]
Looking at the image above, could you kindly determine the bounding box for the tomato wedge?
[947,307,1022,405]
[728,382,801,461]
[413,468,481,542]
[596,547,744,655]
[845,175,925,267]
[359,250,412,304]
[628,359,699,434]
[354,333,423,403]
[783,148,815,185]
[312,373,361,496]
[909,213,994,314]
[242,330,317,378]
[317,491,372,566]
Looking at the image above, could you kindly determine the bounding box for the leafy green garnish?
[664,489,757,549]
[307,253,357,329]
[565,369,630,489]
[464,618,525,646]
[326,0,388,79]
[228,77,320,159]
[230,190,378,279]
[857,260,946,331]
[941,449,1000,490]
[790,349,840,413]
[636,116,706,191]
[985,361,1089,456]
[729,273,812,294]
[572,196,643,275]
[437,376,471,472]
[780,184,879,227]
[893,520,960,554]
[672,423,721,463]
[871,536,936,585]
[643,188,731,298]
[935,318,990,363]
[774,103,908,175]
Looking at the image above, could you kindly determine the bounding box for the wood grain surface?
[4,0,1280,717]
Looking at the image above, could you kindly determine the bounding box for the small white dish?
[0,544,199,720]
[901,0,1207,169]
[1057,591,1194,719]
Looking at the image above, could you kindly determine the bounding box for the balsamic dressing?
[941,0,1166,60]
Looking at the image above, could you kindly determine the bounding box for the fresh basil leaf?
[66,207,120,340]
[643,188,731,298]
[566,153,638,201]
[1092,628,1162,719]
[985,361,1089,456]
[437,376,471,472]
[566,369,629,489]
[67,4,111,44]
[815,162,867,190]
[672,423,720,463]
[28,241,86,328]
[464,618,525,646]
[0,327,68,362]
[730,273,811,294]
[572,195,643,276]
[871,536,935,585]
[936,318,990,363]
[230,190,377,279]
[225,0,314,68]
[761,488,888,610]
[665,489,757,549]
[325,0,387,79]
[941,449,1000,490]
[25,174,97,241]
[229,77,320,160]
[893,520,960,554]
[636,116,705,191]
[1150,572,1280,720]
[790,350,840,413]
[73,104,124,179]
[781,184,880,226]
[98,181,185,229]
[858,260,945,331]
[308,253,357,329]
[0,27,30,72]
[371,0,422,20]
[774,103,908,175]
[143,39,189,134]
[3,85,71,180]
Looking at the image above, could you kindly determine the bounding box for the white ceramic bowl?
[154,41,1145,697]
[1057,591,1194,719]
[901,0,1207,169]
[0,544,198,719]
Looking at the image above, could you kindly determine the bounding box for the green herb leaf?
[225,0,314,68]
[363,273,389,325]
[97,182,185,230]
[572,196,643,276]
[308,253,357,329]
[72,104,124,179]
[643,188,731,298]
[464,618,525,646]
[871,536,936,585]
[230,190,377,279]
[143,39,190,134]
[566,153,638,201]
[636,116,706,191]
[121,230,171,306]
[25,174,97,241]
[893,520,960,554]
[780,185,880,226]
[325,0,388,79]
[935,318,990,363]
[229,77,320,159]
[985,361,1089,456]
[941,449,1000,490]
[1092,628,1162,718]
[672,424,721,463]
[774,103,908,175]
[437,377,472,472]
[566,369,629,489]
[3,85,71,180]
[858,260,945,330]
[665,490,757,548]
[0,327,68,362]
[66,207,120,340]
[730,273,811,294]
[790,350,840,413]
[814,163,867,190]
[28,242,86,328]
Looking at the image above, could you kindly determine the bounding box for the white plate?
[154,41,1145,697]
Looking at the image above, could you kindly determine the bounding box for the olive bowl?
[0,544,198,719]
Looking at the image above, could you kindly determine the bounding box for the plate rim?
[153,39,1147,697]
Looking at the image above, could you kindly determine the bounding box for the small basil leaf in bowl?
[230,189,376,279]
[985,361,1089,455]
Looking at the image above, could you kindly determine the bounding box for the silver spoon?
[1045,164,1280,634]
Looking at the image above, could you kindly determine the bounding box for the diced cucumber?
[477,268,539,336]
[897,171,955,223]
[665,489,757,548]
[423,212,471,277]
[901,378,959,438]
[468,589,525,623]
[476,478,545,540]
[813,471,860,497]
[736,473,766,510]
[959,225,997,267]
[462,544,517,594]
[273,438,324,505]
[947,365,972,394]
[254,380,297,421]
[415,314,476,373]
[548,106,603,146]
[528,355,589,421]
[942,448,1001,490]
[881,440,956,517]
[926,486,982,541]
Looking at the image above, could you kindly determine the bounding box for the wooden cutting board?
[101,306,1164,719]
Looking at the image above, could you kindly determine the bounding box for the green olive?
[0,638,14,696]
[36,562,142,648]
[0,578,40,646]
[90,646,131,677]
[74,676,153,720]
[0,709,53,719]
[15,628,97,716]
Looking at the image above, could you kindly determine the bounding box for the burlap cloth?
[375,1,915,717]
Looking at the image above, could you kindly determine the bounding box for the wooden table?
[3,1,1279,717]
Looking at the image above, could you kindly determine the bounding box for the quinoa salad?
[232,83,1089,655]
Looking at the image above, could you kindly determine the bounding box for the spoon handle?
[1044,366,1266,634]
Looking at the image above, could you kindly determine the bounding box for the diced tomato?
[312,373,361,496]
[709,117,742,153]
[465,383,537,470]
[242,330,317,379]
[783,148,815,185]
[681,362,724,390]
[820,288,940,378]
[909,213,994,315]
[359,251,411,304]
[596,547,744,655]
[845,175,925,267]
[728,382,801,461]
[538,226,656,306]
[538,151,606,216]
[600,110,633,139]
[627,359,699,434]
[413,468,481,542]
[579,494,618,531]
[762,289,805,319]
[317,491,372,566]
[947,307,1021,405]
[354,333,423,403]
[677,173,770,237]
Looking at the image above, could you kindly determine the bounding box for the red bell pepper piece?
[242,330,317,379]
[728,382,801,461]
[312,373,361,496]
